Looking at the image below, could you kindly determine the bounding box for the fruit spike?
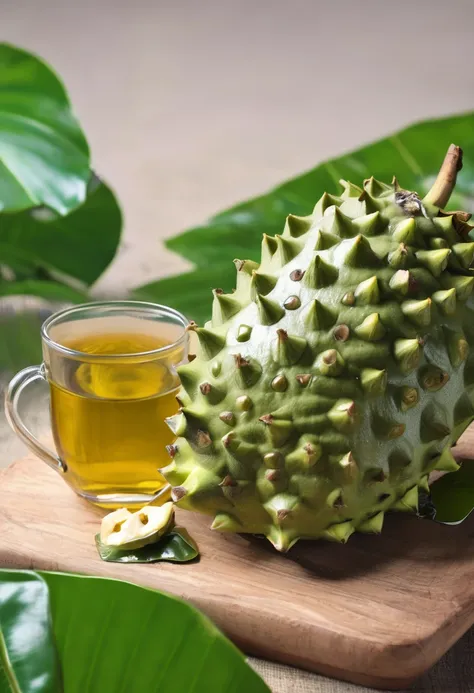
[358,511,384,534]
[432,288,456,315]
[389,269,417,296]
[259,416,294,447]
[164,145,471,551]
[250,270,277,299]
[273,235,302,267]
[431,448,460,473]
[315,348,345,376]
[186,324,226,359]
[358,191,379,215]
[303,299,337,330]
[355,313,385,341]
[415,249,451,277]
[354,276,380,304]
[234,258,259,294]
[445,275,474,302]
[452,242,474,269]
[364,176,392,198]
[322,521,355,543]
[394,338,422,373]
[212,290,241,325]
[401,298,432,327]
[273,329,307,366]
[313,192,341,217]
[328,400,358,432]
[236,324,252,342]
[392,218,420,246]
[339,179,363,198]
[303,254,338,288]
[284,214,313,238]
[388,243,413,269]
[260,234,277,269]
[446,331,469,368]
[343,235,380,267]
[199,381,226,404]
[353,211,381,236]
[392,486,418,512]
[313,229,339,250]
[256,294,284,325]
[360,368,387,396]
[233,354,261,388]
[329,207,355,237]
[337,451,359,479]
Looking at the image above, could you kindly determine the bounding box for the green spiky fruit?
[162,144,474,552]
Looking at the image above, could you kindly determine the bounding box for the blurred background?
[1,0,473,461]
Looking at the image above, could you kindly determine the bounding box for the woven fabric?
[249,626,474,692]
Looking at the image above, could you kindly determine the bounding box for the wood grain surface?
[1,429,474,690]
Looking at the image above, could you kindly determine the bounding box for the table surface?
[4,442,474,690]
[3,2,474,690]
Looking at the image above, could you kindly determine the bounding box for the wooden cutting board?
[2,430,474,690]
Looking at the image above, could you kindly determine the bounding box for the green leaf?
[134,266,235,323]
[0,307,43,378]
[38,570,269,693]
[95,526,200,563]
[134,112,474,324]
[430,463,474,524]
[0,179,122,287]
[0,43,90,215]
[0,281,88,304]
[0,570,60,692]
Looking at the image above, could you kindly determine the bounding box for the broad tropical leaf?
[0,178,122,287]
[134,112,474,323]
[0,571,60,692]
[0,307,44,380]
[0,281,88,303]
[430,463,474,524]
[0,570,270,692]
[0,43,90,215]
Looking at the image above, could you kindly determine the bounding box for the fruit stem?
[423,144,463,208]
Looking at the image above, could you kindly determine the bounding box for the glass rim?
[41,300,190,361]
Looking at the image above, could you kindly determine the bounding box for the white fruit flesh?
[100,502,175,549]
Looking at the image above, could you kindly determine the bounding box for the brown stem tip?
[423,144,463,209]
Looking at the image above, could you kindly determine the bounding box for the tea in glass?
[5,302,189,509]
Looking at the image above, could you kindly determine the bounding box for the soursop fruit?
[162,144,474,551]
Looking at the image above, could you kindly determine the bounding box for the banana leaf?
[134,112,474,323]
[0,43,90,215]
[0,570,269,693]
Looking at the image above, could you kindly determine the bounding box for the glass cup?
[5,301,189,509]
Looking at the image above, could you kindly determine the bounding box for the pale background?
[2,1,474,691]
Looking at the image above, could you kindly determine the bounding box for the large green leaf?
[0,179,122,287]
[134,266,235,323]
[0,281,88,304]
[0,570,269,693]
[430,463,474,524]
[0,281,88,377]
[0,44,90,215]
[0,571,60,692]
[134,112,474,323]
[0,308,44,379]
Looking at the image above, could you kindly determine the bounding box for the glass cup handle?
[4,365,66,474]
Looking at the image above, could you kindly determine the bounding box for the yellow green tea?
[50,331,179,504]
